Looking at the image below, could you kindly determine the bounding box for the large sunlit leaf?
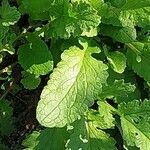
[36,39,108,127]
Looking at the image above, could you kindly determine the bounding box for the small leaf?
[18,34,53,76]
[97,101,115,128]
[106,51,126,74]
[0,0,21,26]
[22,131,40,149]
[21,72,41,90]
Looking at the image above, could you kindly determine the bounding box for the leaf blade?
[36,39,108,127]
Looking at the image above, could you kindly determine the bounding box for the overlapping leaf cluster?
[0,0,150,149]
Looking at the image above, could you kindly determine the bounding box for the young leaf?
[88,108,115,129]
[22,131,40,149]
[97,101,115,128]
[106,51,127,74]
[36,39,108,128]
[126,42,150,82]
[119,100,150,150]
[18,34,53,76]
[67,118,117,150]
[47,0,100,38]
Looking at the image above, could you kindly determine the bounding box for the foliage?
[0,0,150,149]
[0,99,14,148]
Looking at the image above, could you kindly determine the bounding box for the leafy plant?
[0,0,150,149]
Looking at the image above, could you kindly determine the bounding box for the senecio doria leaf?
[36,39,108,128]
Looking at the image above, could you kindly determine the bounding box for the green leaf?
[88,0,104,10]
[97,101,115,128]
[127,7,150,29]
[102,5,150,29]
[100,24,137,43]
[0,99,14,136]
[21,72,41,90]
[119,100,150,150]
[87,108,115,129]
[20,0,51,20]
[22,131,40,150]
[106,51,127,74]
[36,128,68,150]
[0,0,20,26]
[36,39,108,128]
[99,80,135,103]
[47,0,100,38]
[22,128,68,150]
[109,0,150,10]
[18,34,53,76]
[0,31,16,55]
[121,0,150,10]
[67,118,117,150]
[0,24,8,42]
[126,42,150,82]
